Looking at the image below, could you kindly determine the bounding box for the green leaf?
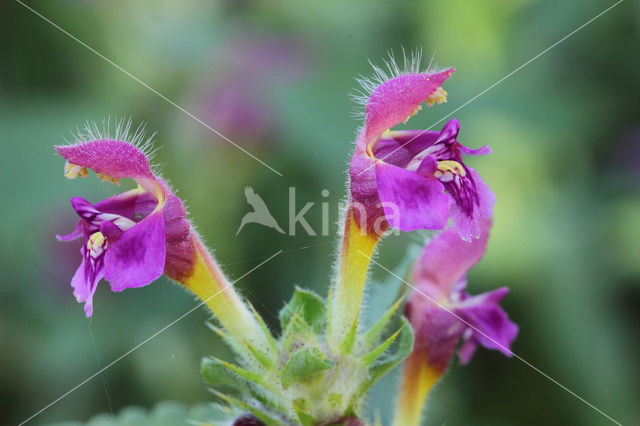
[202,357,274,395]
[293,398,318,426]
[209,389,281,426]
[338,315,358,355]
[243,340,276,370]
[212,357,268,387]
[279,287,326,334]
[52,402,223,426]
[280,310,303,353]
[201,357,250,394]
[205,321,252,362]
[355,317,414,400]
[280,346,334,389]
[362,296,405,349]
[360,325,403,368]
[249,303,279,355]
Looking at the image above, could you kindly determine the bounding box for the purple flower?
[194,34,309,145]
[349,63,495,240]
[405,219,518,370]
[56,137,195,316]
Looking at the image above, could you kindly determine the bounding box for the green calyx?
[201,287,414,425]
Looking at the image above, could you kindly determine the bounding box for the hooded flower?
[405,220,518,371]
[349,59,494,240]
[56,125,195,316]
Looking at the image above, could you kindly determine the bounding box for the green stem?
[180,236,271,354]
[328,205,381,351]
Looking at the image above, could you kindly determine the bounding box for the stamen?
[403,104,423,124]
[97,173,121,186]
[64,161,88,179]
[426,87,448,107]
[87,231,107,254]
[434,160,466,181]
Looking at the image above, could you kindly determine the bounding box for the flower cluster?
[54,54,517,426]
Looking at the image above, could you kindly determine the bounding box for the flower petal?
[372,137,414,168]
[56,140,154,179]
[450,168,495,241]
[409,302,466,372]
[459,144,491,156]
[455,287,518,363]
[365,69,455,144]
[375,161,449,232]
[56,221,83,241]
[414,219,492,296]
[70,248,103,317]
[435,118,460,145]
[458,333,479,364]
[95,189,158,222]
[103,210,166,291]
[384,129,441,157]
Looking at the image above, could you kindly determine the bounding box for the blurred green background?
[1,0,639,425]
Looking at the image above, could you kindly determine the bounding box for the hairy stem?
[180,236,271,354]
[328,205,381,350]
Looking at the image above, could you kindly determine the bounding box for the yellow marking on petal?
[97,173,121,186]
[435,160,466,177]
[64,161,88,179]
[87,232,106,251]
[133,178,166,214]
[426,87,448,107]
[366,141,376,160]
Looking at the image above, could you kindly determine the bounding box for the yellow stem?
[328,206,381,350]
[392,349,442,426]
[180,236,270,353]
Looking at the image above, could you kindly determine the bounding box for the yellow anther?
[434,160,465,182]
[404,104,423,123]
[97,173,121,186]
[64,161,88,179]
[437,160,466,175]
[87,232,106,251]
[426,87,448,107]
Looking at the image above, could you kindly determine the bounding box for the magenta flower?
[349,63,494,240]
[405,219,518,370]
[195,34,309,145]
[56,135,195,316]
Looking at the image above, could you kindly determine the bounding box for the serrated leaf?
[355,317,414,400]
[279,287,326,334]
[360,325,403,367]
[362,296,404,349]
[280,346,334,389]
